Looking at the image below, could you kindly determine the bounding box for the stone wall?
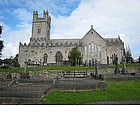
[0,66,140,80]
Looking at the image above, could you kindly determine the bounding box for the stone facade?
[18,10,124,67]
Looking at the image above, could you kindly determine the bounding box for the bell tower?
[31,10,51,42]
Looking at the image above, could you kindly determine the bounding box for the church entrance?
[55,51,63,66]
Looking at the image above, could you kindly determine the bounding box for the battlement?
[19,38,82,48]
[105,36,124,46]
[33,10,51,24]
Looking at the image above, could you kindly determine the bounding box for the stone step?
[0,92,43,98]
[0,97,41,105]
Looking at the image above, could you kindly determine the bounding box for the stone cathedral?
[18,10,124,67]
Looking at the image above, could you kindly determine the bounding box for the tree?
[68,47,82,66]
[138,56,140,63]
[125,45,134,63]
[2,54,20,67]
[0,25,4,56]
[12,54,20,67]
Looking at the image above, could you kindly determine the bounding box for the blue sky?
[0,0,140,59]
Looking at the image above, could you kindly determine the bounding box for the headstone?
[34,66,37,79]
[20,72,30,79]
[37,71,41,78]
[7,72,12,79]
[114,55,120,74]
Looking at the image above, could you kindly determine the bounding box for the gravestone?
[114,55,120,74]
[20,61,30,79]
[20,72,30,79]
[34,66,37,79]
[7,72,12,79]
[37,71,41,78]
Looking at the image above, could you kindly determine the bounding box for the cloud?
[51,0,140,58]
[1,0,140,59]
[0,17,31,59]
[1,25,31,58]
[13,8,32,23]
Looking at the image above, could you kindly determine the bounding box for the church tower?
[31,10,51,42]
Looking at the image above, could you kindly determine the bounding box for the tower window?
[38,27,41,33]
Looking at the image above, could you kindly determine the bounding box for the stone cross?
[24,61,27,73]
[114,55,120,74]
[95,59,98,76]
[34,65,37,79]
[122,56,127,74]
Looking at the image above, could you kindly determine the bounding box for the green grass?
[0,63,139,73]
[0,67,24,73]
[0,66,95,73]
[37,66,95,71]
[42,80,140,104]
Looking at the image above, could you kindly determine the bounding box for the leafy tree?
[68,47,82,66]
[2,54,20,67]
[12,54,20,67]
[125,45,134,63]
[0,25,4,56]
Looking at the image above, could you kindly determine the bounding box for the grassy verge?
[0,66,95,73]
[42,80,140,104]
[0,63,139,73]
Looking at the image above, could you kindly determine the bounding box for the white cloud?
[2,26,31,59]
[13,8,32,23]
[0,20,31,59]
[51,0,140,58]
[1,0,140,59]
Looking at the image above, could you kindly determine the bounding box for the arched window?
[55,51,63,65]
[94,43,97,52]
[44,53,48,65]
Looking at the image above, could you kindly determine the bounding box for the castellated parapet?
[18,10,124,67]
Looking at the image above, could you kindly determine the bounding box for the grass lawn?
[0,63,139,73]
[0,66,95,73]
[42,80,140,104]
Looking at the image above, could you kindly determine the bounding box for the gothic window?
[44,53,48,64]
[55,51,63,66]
[94,43,98,53]
[24,50,28,56]
[38,27,41,33]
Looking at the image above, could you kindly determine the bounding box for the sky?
[0,0,140,59]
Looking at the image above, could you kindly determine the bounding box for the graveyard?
[0,62,140,105]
